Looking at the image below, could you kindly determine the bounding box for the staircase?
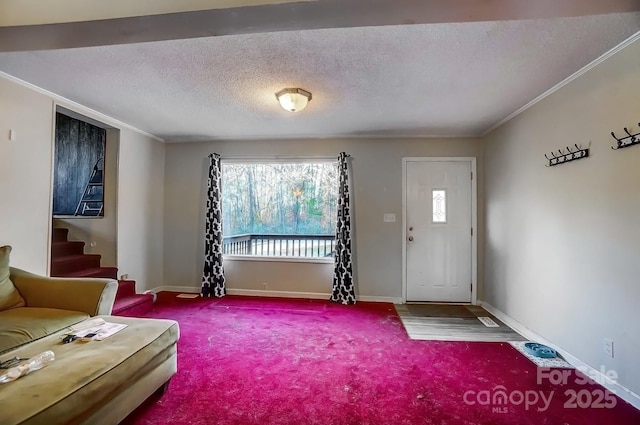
[51,228,154,316]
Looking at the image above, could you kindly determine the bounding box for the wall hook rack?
[611,123,640,150]
[544,144,589,167]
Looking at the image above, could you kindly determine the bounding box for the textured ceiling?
[0,13,639,141]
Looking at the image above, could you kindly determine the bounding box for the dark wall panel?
[53,113,106,216]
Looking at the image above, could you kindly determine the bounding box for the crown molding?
[483,31,640,137]
[0,71,164,142]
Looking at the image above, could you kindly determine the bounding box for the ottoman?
[0,315,179,425]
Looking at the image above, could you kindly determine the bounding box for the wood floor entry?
[395,304,526,342]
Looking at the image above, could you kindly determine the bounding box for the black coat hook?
[545,144,589,167]
[611,123,640,150]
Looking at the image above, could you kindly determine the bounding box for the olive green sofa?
[0,266,118,354]
[0,246,179,424]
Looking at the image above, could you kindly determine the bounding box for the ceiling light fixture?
[275,88,312,112]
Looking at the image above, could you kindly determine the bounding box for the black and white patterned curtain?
[201,153,226,298]
[331,152,356,305]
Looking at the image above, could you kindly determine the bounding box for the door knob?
[409,226,414,231]
[408,236,414,241]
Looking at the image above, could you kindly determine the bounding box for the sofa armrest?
[9,267,118,316]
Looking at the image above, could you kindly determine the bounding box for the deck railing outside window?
[223,234,335,258]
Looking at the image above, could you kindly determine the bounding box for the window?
[432,189,447,223]
[221,161,338,258]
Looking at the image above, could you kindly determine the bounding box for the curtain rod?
[210,154,341,161]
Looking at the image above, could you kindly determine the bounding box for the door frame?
[401,157,477,305]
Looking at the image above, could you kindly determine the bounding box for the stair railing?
[74,158,105,216]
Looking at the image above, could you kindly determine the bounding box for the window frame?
[220,157,338,263]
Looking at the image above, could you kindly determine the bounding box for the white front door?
[405,159,474,302]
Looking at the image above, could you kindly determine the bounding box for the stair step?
[51,241,85,257]
[112,294,154,317]
[51,254,102,276]
[116,280,137,300]
[59,267,118,279]
[50,227,118,281]
[52,228,69,242]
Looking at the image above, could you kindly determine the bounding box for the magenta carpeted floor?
[122,295,640,425]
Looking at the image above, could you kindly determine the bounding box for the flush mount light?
[275,88,312,112]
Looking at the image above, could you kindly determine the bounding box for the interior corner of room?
[0,1,639,412]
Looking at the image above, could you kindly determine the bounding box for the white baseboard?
[149,286,400,303]
[151,285,200,294]
[227,288,330,299]
[480,301,640,411]
[358,295,403,304]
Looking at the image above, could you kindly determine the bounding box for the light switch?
[9,129,16,141]
[383,213,396,223]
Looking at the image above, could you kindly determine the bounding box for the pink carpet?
[122,294,640,425]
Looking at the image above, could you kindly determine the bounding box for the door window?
[432,189,447,223]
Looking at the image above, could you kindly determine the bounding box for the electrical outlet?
[603,338,614,358]
[383,213,396,223]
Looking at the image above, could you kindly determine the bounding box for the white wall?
[0,74,165,289]
[163,138,482,299]
[0,77,54,274]
[483,38,640,396]
[117,128,165,292]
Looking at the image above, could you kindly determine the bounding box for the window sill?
[223,255,333,264]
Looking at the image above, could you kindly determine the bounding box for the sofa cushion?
[0,246,26,312]
[0,307,88,354]
[0,316,179,425]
